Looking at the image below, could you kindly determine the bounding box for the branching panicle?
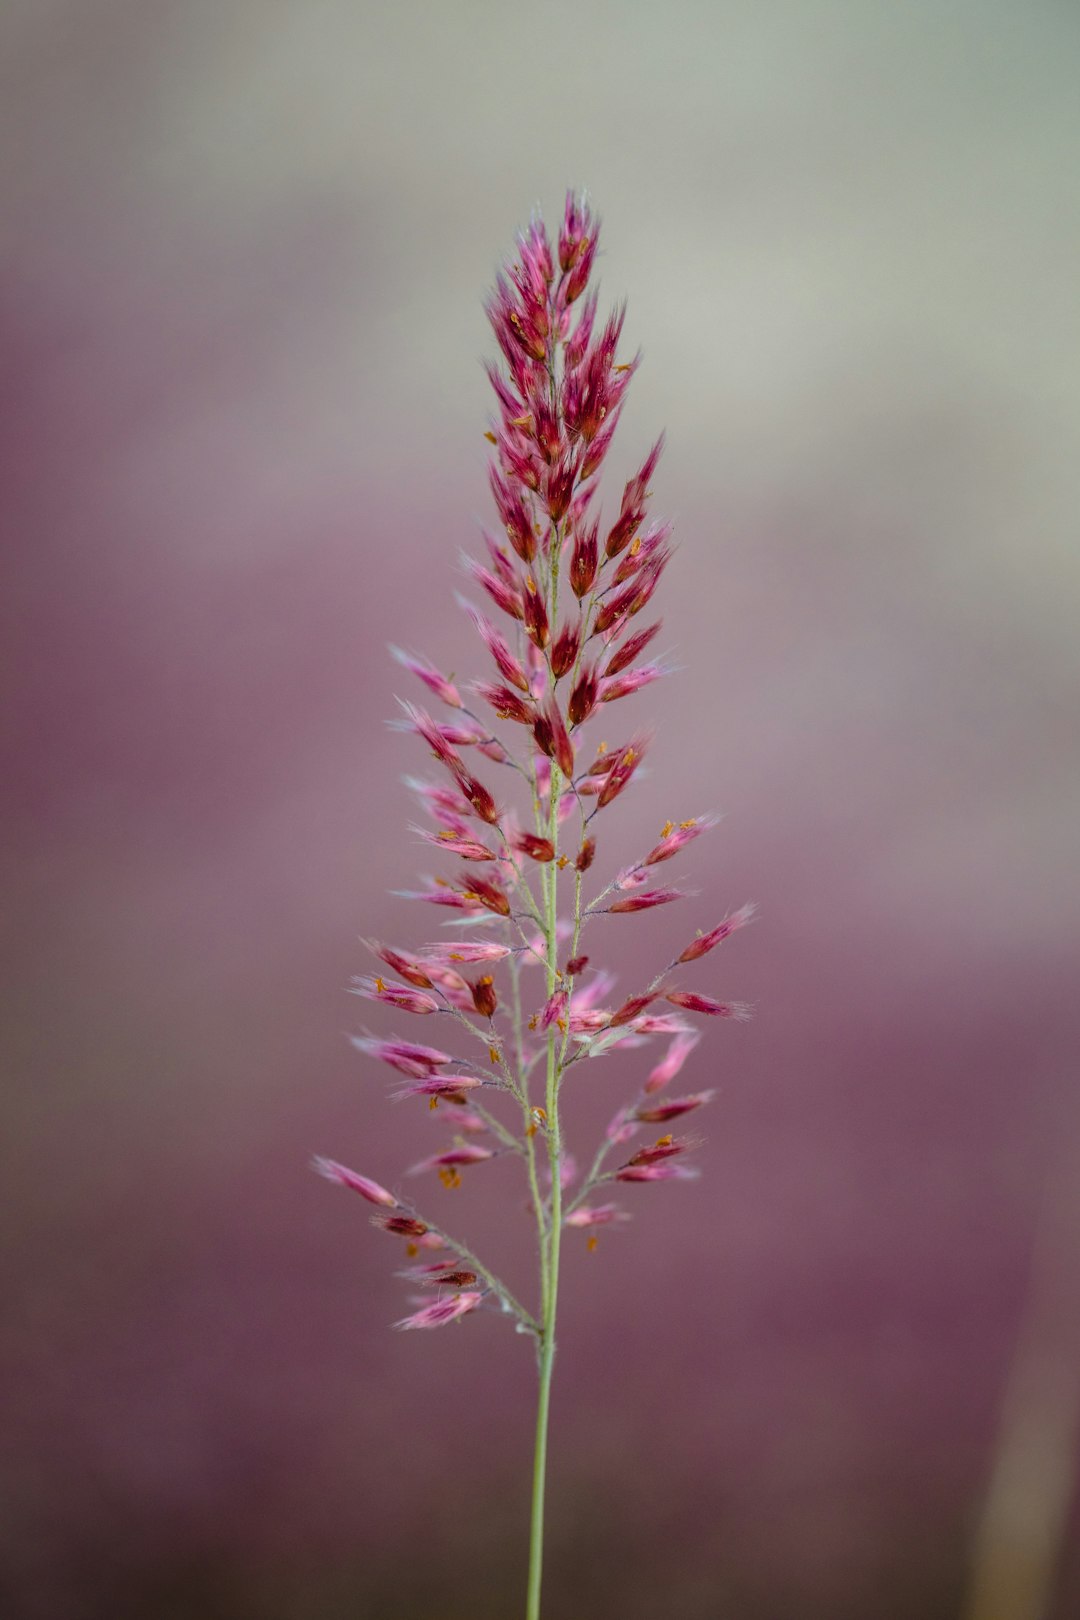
[315,194,753,1620]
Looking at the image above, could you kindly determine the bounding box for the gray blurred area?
[2,2,1079,1616]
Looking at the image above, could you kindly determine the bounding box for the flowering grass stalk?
[317,192,753,1619]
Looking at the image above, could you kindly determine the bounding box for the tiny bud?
[603,620,662,678]
[538,988,569,1029]
[513,830,556,862]
[455,770,500,825]
[313,1157,398,1208]
[665,991,752,1020]
[474,680,534,725]
[569,521,599,598]
[522,574,550,649]
[373,1213,429,1238]
[607,887,683,914]
[550,619,582,678]
[676,903,758,962]
[532,699,575,779]
[545,457,575,524]
[575,837,596,872]
[635,1090,715,1124]
[471,975,498,1018]
[567,664,599,726]
[608,992,659,1028]
[458,873,511,916]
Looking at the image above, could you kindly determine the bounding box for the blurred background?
[3,2,1079,1616]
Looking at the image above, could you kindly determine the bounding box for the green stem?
[526,1318,556,1620]
[526,756,564,1619]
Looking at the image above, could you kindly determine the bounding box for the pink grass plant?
[316,193,753,1619]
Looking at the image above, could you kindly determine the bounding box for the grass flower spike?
[315,193,753,1620]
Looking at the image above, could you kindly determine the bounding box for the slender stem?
[526,753,563,1619]
[527,1321,556,1620]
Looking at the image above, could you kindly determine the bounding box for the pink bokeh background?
[3,4,1079,1616]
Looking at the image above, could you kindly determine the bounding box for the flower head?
[321,195,752,1392]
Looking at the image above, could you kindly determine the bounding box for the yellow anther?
[679,819,696,829]
[429,1096,439,1111]
[656,1133,673,1147]
[489,1045,500,1064]
[374,976,386,992]
[438,1166,462,1190]
[557,855,569,869]
[660,820,675,839]
[483,430,497,444]
[629,536,642,557]
[406,1242,419,1258]
[532,1106,547,1125]
[587,1234,599,1252]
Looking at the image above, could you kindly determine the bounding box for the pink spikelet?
[395,1291,483,1331]
[313,193,754,1619]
